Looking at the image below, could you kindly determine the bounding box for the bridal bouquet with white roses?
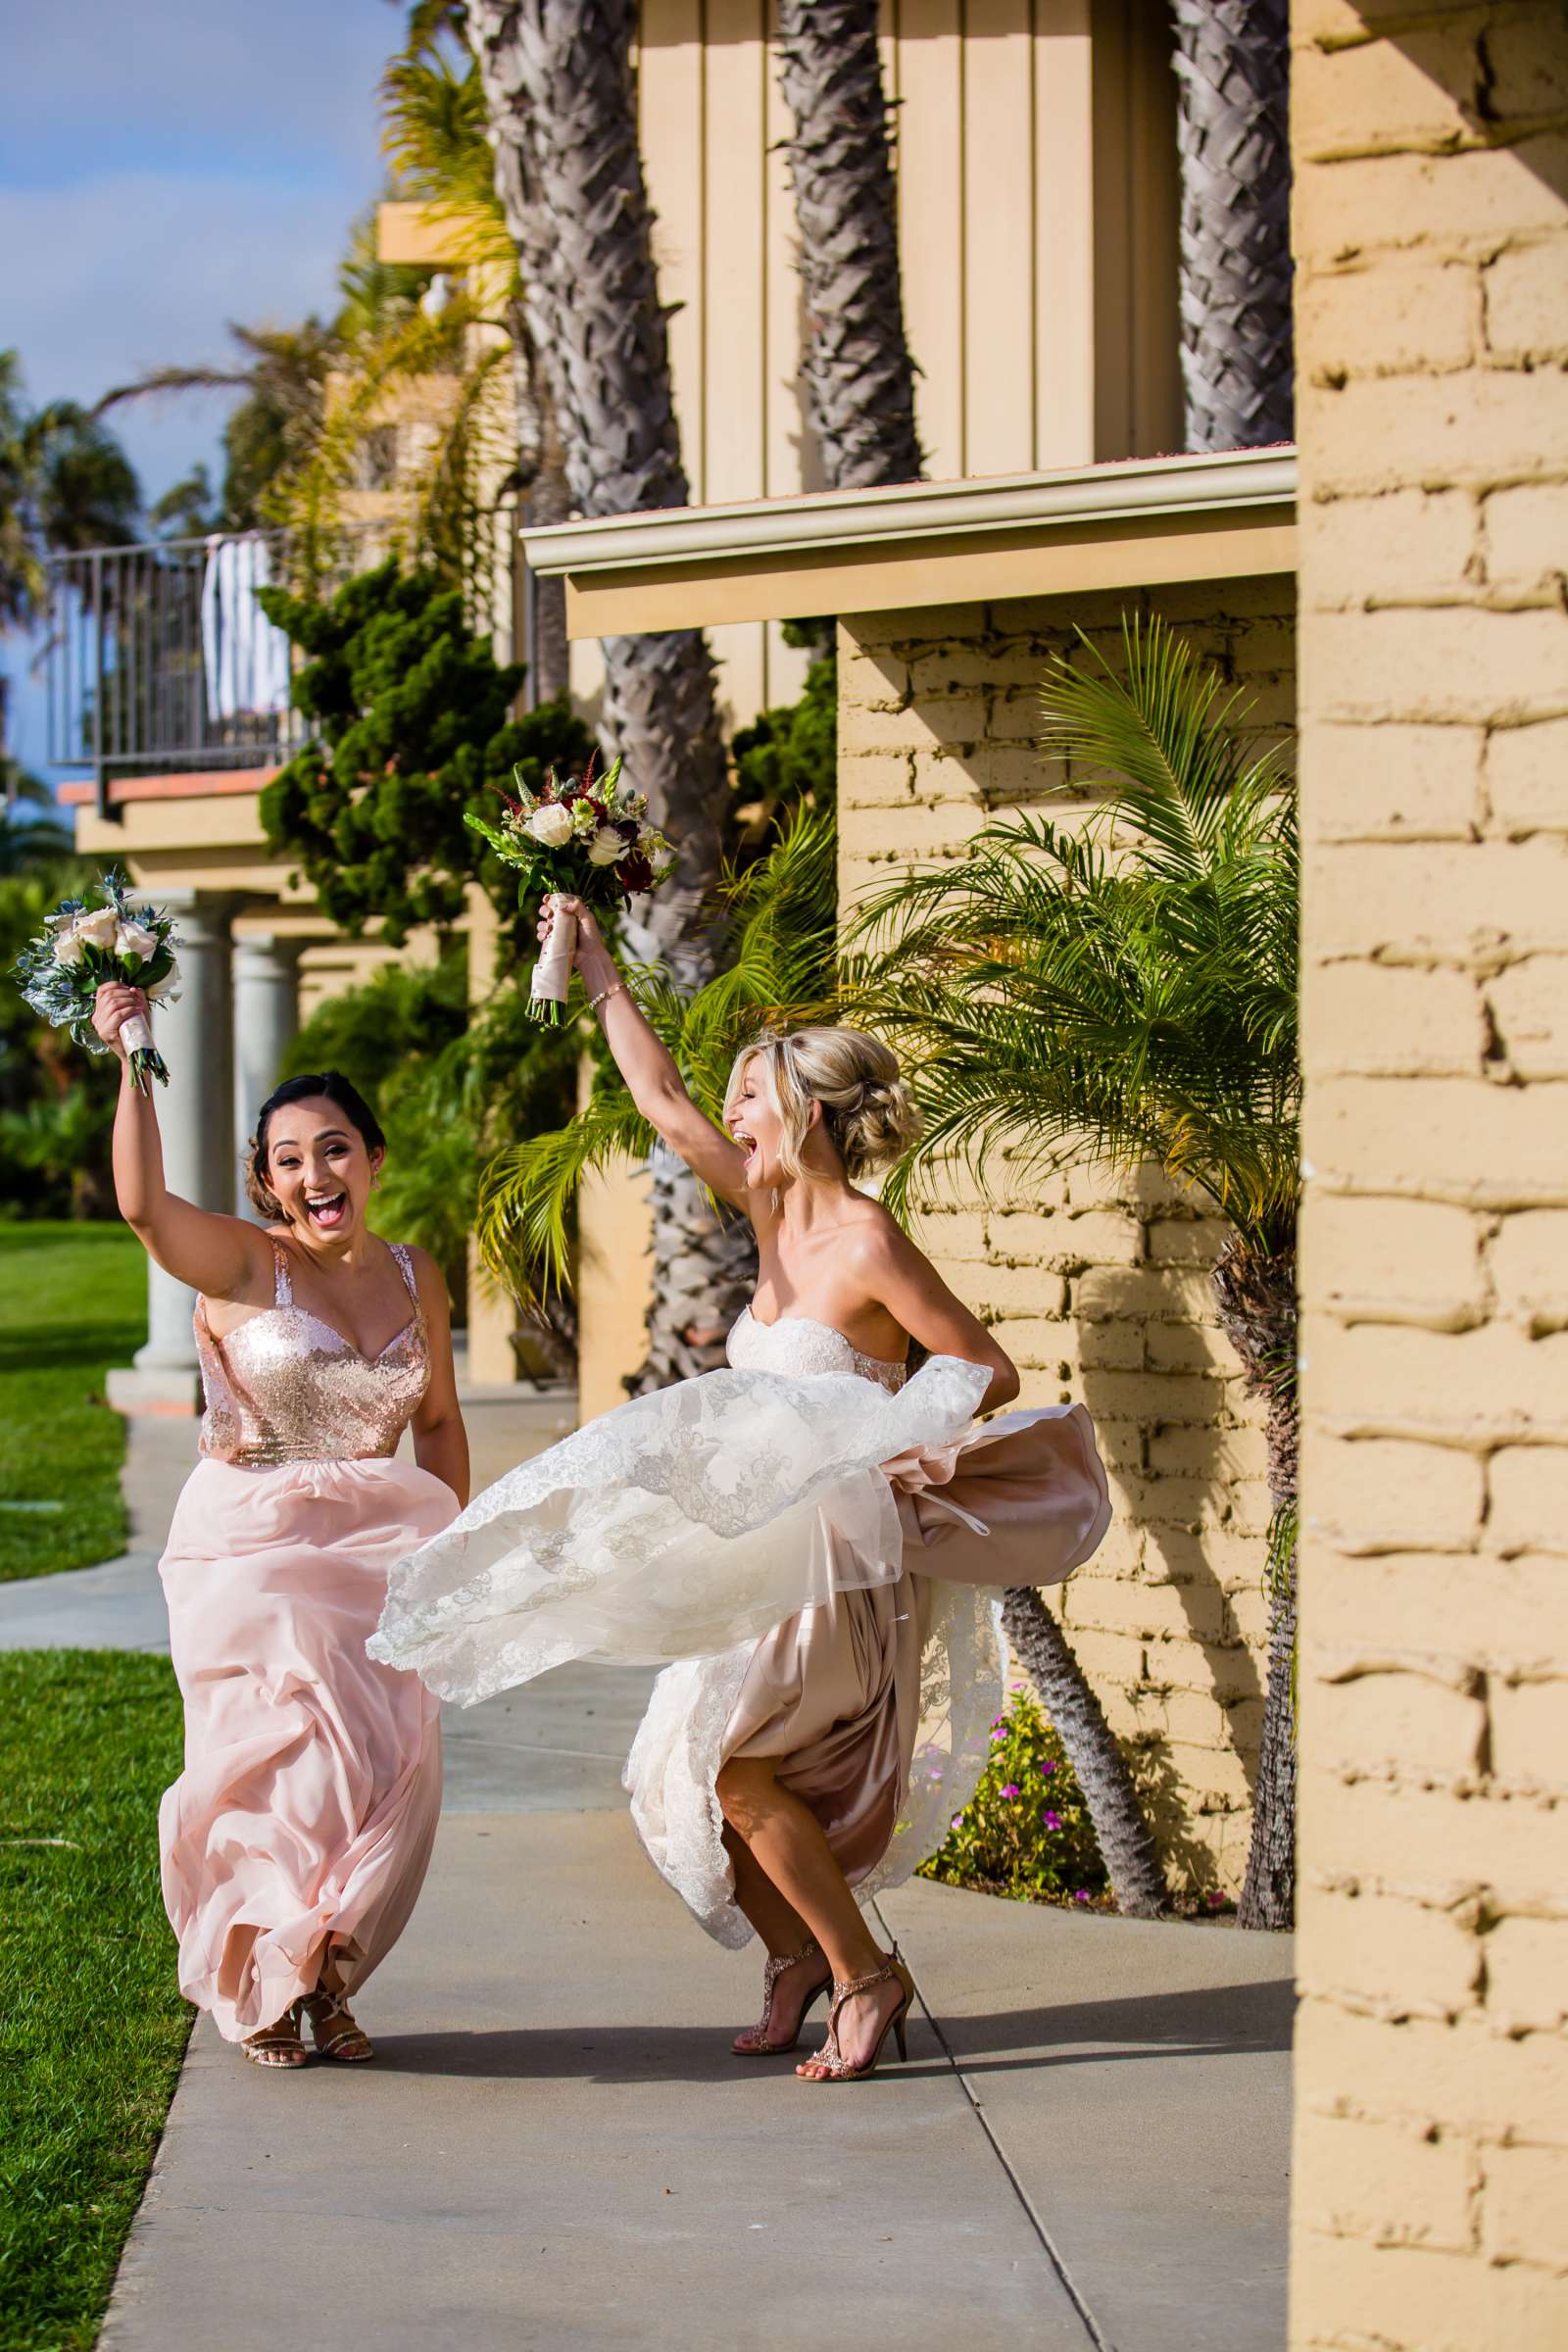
[466,753,675,1022]
[13,868,182,1095]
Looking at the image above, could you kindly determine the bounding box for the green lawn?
[0,1224,146,1583]
[0,1650,190,2352]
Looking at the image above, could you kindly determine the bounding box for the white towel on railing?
[201,536,292,722]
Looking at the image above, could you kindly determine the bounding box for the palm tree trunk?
[466,0,747,1387]
[1168,0,1294,451]
[776,15,1176,1895]
[773,2,922,490]
[1211,1234,1298,1930]
[500,290,569,706]
[1001,1588,1169,1919]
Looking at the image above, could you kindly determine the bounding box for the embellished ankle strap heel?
[799,1946,915,2082]
[301,1984,374,2063]
[733,1936,832,2057]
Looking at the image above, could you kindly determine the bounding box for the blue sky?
[3,0,401,780]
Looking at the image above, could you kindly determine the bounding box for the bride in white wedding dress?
[371,897,1111,2082]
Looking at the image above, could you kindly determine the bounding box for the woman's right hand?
[537,894,606,964]
[92,982,149,1062]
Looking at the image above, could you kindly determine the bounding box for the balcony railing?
[46,517,537,819]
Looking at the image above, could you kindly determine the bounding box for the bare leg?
[724,1821,810,1951]
[716,1758,906,2075]
[302,1936,373,2062]
[723,1825,829,2053]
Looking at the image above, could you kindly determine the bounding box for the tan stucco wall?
[1290,6,1568,2344]
[838,577,1297,1892]
[576,1156,658,1421]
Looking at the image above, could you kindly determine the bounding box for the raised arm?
[544,896,754,1211]
[92,982,269,1300]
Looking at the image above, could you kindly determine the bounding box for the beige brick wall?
[1291,5,1568,2344]
[839,575,1297,1894]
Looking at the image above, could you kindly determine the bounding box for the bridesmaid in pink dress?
[92,984,468,2070]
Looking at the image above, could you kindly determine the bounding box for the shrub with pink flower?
[919,1684,1110,1911]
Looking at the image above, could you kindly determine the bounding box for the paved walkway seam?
[874,1896,1111,2352]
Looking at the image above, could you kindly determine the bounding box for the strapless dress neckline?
[733,1304,906,1369]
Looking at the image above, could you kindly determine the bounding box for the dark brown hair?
[244,1072,387,1220]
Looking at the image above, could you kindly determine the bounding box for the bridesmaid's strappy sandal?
[301,1984,374,2064]
[732,1936,832,2056]
[797,1947,915,2082]
[242,2001,307,2069]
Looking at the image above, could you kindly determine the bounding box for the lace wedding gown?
[370,1309,1111,1946]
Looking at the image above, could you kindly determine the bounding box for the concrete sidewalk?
[9,1400,1293,2351]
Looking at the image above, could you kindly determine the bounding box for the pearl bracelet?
[587,981,625,1014]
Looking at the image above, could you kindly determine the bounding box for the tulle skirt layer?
[627,1573,967,1947]
[368,1352,1112,1950]
[158,1454,457,2040]
[368,1355,1001,1699]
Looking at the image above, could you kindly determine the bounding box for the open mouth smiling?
[303,1191,349,1230]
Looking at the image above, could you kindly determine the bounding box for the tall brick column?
[1291,7,1568,2343]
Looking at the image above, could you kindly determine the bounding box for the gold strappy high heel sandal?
[300,1984,374,2064]
[242,2000,307,2069]
[732,1936,832,2056]
[798,1947,915,2082]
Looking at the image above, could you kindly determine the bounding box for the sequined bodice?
[726,1306,908,1396]
[196,1243,429,1468]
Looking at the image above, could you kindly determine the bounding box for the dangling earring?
[371,1167,382,1192]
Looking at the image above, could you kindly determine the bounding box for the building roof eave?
[521,448,1298,638]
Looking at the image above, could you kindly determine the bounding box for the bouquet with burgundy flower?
[13,867,182,1095]
[466,753,674,1022]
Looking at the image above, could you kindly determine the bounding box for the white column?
[130,892,236,1381]
[231,933,302,1216]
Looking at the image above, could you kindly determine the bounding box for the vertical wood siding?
[598,2,1182,734]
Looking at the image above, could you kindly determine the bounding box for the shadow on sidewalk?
[369,1974,1293,2083]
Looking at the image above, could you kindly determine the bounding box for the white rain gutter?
[520,448,1298,579]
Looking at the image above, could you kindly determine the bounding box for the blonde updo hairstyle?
[726,1027,921,1188]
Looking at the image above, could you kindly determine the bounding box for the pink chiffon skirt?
[157,1455,458,2040]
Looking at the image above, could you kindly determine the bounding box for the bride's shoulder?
[833,1195,908,1271]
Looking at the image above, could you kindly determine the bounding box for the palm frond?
[476,1079,653,1304]
[261,294,497,584]
[1039,614,1263,877]
[850,617,1300,1253]
[380,34,515,276]
[92,365,259,418]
